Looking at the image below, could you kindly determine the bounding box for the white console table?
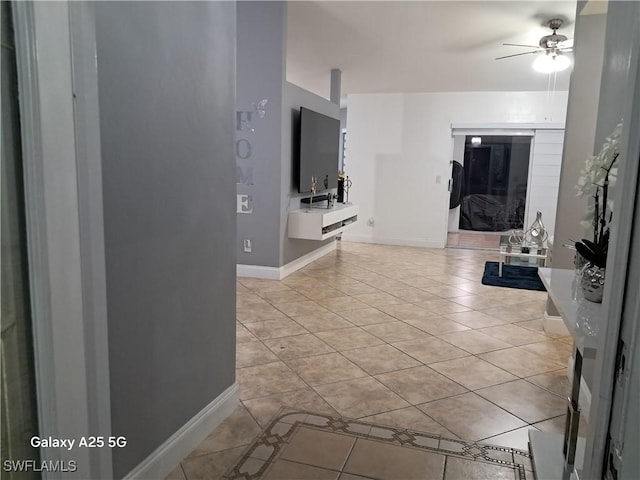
[498,235,548,277]
[288,204,358,240]
[529,268,604,480]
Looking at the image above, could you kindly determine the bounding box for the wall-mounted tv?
[297,107,340,194]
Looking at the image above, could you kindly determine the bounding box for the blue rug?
[481,261,546,291]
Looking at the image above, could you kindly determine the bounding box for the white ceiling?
[286,1,577,106]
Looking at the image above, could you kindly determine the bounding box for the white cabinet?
[529,268,603,480]
[288,204,359,240]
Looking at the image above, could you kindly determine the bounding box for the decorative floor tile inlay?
[223,409,531,480]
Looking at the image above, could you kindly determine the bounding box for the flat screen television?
[297,107,340,194]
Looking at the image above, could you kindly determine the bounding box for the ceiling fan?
[496,18,573,73]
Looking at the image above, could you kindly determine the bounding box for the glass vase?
[580,263,605,303]
[574,251,588,276]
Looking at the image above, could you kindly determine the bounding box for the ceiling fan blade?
[559,38,574,49]
[502,43,540,48]
[495,50,540,60]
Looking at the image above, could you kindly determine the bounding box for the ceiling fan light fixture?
[554,54,571,71]
[533,52,571,73]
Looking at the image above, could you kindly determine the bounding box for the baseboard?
[542,312,569,336]
[237,241,336,280]
[341,233,444,249]
[280,242,336,278]
[123,382,239,480]
[236,264,281,280]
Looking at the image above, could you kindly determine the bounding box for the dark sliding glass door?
[459,135,531,232]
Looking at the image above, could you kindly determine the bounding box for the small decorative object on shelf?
[307,175,317,213]
[574,249,588,275]
[337,172,346,202]
[326,192,336,209]
[580,264,606,303]
[576,294,601,336]
[574,122,622,303]
[507,211,547,251]
[344,176,353,204]
[507,229,525,246]
[525,211,548,247]
[563,242,589,275]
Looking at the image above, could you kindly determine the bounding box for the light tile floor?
[224,410,533,480]
[446,231,503,249]
[167,241,577,480]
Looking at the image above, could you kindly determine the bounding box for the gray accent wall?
[236,1,285,267]
[237,2,340,268]
[552,5,607,268]
[95,3,236,477]
[281,83,340,265]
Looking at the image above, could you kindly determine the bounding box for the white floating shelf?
[288,204,359,240]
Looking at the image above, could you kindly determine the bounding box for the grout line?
[442,454,449,480]
[268,457,342,475]
[521,376,570,400]
[239,399,263,429]
[470,391,551,429]
[179,461,188,480]
[339,432,359,474]
[479,424,539,444]
[183,443,249,462]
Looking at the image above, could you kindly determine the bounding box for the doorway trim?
[12,2,113,478]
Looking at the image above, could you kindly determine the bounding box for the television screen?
[298,107,340,194]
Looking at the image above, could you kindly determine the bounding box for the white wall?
[552,11,607,269]
[525,130,564,237]
[343,91,568,248]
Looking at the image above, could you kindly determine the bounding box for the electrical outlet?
[243,239,252,253]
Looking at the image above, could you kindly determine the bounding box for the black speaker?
[337,179,345,203]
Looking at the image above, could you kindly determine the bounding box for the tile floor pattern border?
[223,409,531,480]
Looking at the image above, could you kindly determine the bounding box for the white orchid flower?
[576,122,622,244]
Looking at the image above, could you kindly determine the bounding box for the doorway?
[459,135,531,232]
[448,132,533,249]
